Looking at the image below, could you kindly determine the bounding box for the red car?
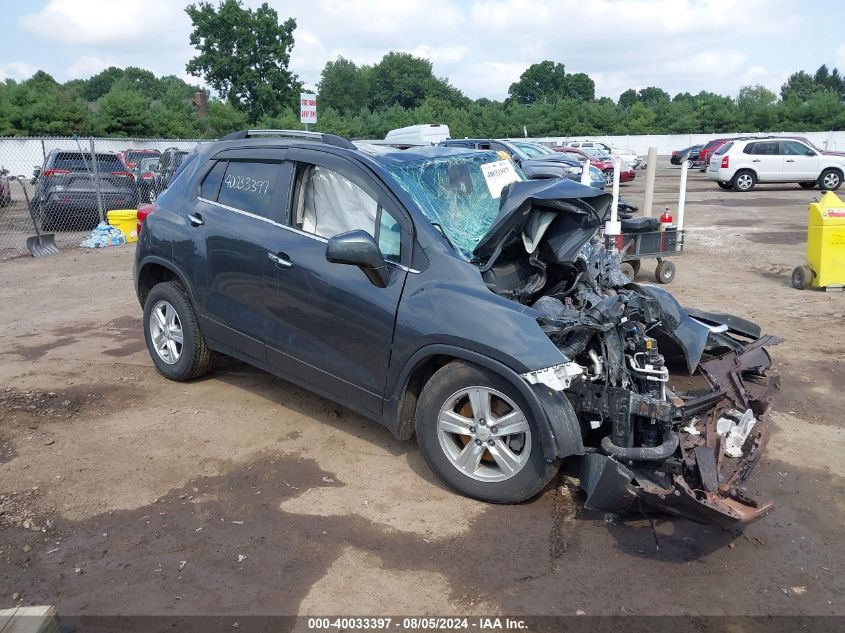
[554,147,635,184]
[698,138,732,166]
[121,149,161,170]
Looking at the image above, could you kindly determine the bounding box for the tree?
[185,0,299,121]
[508,61,569,104]
[781,70,819,102]
[566,72,595,102]
[369,52,444,110]
[97,84,151,136]
[637,86,670,109]
[8,72,92,135]
[318,57,370,114]
[78,67,125,101]
[617,89,638,110]
[737,85,777,130]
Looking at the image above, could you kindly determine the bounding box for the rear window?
[53,152,124,171]
[216,161,281,220]
[125,150,160,162]
[714,142,733,155]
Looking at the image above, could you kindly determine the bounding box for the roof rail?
[219,129,357,150]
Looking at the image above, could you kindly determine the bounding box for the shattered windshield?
[383,151,524,260]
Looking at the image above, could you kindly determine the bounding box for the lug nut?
[488,440,495,446]
[491,426,498,434]
[479,419,486,426]
[469,426,476,433]
[475,439,482,446]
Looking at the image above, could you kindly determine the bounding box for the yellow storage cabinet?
[792,192,845,290]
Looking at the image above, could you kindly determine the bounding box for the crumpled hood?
[473,178,613,261]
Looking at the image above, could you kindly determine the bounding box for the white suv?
[566,140,640,168]
[706,137,845,192]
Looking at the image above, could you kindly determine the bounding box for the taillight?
[111,170,135,181]
[42,169,70,178]
[721,155,729,168]
[141,172,153,180]
[137,203,157,236]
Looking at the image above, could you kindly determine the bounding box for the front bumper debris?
[579,336,781,527]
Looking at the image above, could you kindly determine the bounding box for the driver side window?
[293,164,402,263]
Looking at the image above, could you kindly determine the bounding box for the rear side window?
[200,161,227,200]
[217,161,281,220]
[714,142,733,155]
[745,141,778,155]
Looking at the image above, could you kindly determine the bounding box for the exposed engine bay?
[476,178,780,526]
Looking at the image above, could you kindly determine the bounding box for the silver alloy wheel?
[436,386,532,482]
[736,173,753,190]
[149,300,184,364]
[822,172,840,189]
[604,170,614,185]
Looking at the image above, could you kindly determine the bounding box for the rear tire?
[416,361,558,504]
[655,260,676,284]
[143,281,213,381]
[732,170,756,192]
[818,169,843,191]
[717,181,732,190]
[603,169,614,185]
[799,181,816,189]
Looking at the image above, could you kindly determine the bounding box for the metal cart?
[615,229,685,284]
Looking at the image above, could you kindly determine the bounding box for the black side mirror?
[806,150,815,156]
[326,230,389,288]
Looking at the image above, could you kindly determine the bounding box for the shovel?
[16,176,59,257]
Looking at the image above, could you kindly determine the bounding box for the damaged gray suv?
[134,130,780,526]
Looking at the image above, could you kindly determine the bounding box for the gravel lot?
[0,162,843,620]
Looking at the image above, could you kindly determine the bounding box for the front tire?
[717,181,732,190]
[143,281,213,381]
[818,169,843,191]
[732,170,756,192]
[416,362,558,503]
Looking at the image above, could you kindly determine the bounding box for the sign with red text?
[300,93,317,124]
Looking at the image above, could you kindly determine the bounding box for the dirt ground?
[0,162,843,620]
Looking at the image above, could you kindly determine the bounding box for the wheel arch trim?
[135,255,198,310]
[387,344,584,461]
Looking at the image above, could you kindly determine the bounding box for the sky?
[1,0,844,102]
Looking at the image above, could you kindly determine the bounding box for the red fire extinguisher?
[659,207,673,231]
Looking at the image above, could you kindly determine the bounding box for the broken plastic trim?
[521,362,583,391]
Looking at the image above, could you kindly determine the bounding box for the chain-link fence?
[0,137,206,260]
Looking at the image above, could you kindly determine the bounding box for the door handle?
[187,213,204,226]
[752,159,761,163]
[786,159,795,162]
[267,252,293,269]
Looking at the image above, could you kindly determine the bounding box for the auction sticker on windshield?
[481,160,519,199]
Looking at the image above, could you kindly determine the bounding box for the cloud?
[7,0,825,100]
[0,61,38,81]
[836,44,845,70]
[19,0,188,47]
[65,55,115,80]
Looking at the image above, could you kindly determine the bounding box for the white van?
[385,124,451,146]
